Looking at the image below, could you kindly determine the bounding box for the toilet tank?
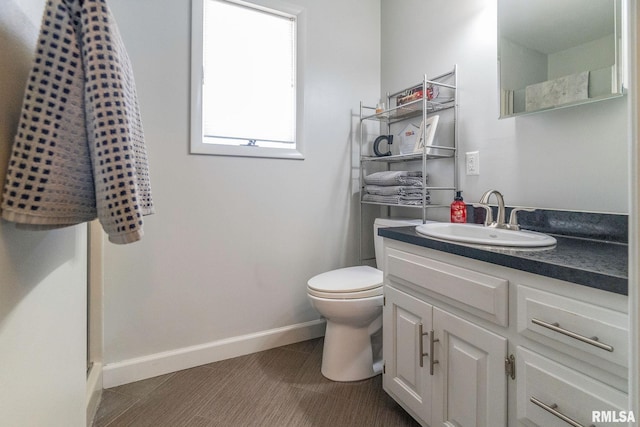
[373,218,426,269]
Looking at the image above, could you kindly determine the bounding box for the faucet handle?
[472,203,493,226]
[508,207,535,230]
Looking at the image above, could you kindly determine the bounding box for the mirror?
[498,0,624,118]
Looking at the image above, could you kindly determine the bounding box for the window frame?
[190,0,305,160]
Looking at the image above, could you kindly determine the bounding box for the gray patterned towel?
[363,171,424,186]
[364,185,426,196]
[1,0,154,244]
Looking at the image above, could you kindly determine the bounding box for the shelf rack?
[358,66,458,262]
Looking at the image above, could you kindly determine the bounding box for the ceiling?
[499,0,615,54]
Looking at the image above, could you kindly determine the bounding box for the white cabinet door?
[517,346,628,427]
[383,285,433,425]
[518,284,628,370]
[432,308,508,427]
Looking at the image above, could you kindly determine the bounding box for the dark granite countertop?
[379,225,628,295]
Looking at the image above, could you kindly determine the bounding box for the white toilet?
[307,217,423,381]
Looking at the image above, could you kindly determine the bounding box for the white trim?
[87,221,104,375]
[86,221,104,425]
[214,0,295,20]
[190,142,304,160]
[102,319,326,388]
[86,362,103,426]
[190,0,205,153]
[628,0,639,423]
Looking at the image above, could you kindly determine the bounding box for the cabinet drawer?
[517,285,628,369]
[517,346,628,427]
[386,247,508,326]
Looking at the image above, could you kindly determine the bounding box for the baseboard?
[102,319,326,388]
[86,361,103,426]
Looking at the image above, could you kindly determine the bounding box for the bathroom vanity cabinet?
[381,238,629,427]
[384,285,507,426]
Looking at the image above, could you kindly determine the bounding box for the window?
[191,0,303,159]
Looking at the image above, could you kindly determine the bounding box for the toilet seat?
[307,266,383,299]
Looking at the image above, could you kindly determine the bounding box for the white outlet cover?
[466,151,480,175]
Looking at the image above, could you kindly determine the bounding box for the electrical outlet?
[466,151,480,175]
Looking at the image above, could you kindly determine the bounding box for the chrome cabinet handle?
[530,397,595,427]
[418,323,429,367]
[429,329,439,375]
[531,318,614,352]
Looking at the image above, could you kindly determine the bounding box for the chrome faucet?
[507,207,535,231]
[473,190,506,228]
[473,189,536,230]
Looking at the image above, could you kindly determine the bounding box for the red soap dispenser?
[450,191,467,223]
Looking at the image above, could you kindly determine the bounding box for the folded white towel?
[364,185,426,196]
[364,171,424,186]
[362,194,430,206]
[1,0,154,244]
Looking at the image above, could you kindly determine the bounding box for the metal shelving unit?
[358,66,458,262]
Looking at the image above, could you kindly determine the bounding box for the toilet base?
[320,320,382,382]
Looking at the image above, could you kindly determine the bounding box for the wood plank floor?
[92,338,421,427]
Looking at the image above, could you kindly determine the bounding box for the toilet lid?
[307,286,383,299]
[307,266,382,293]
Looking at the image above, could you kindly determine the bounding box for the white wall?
[382,0,628,214]
[499,37,547,90]
[548,34,615,79]
[102,0,380,383]
[0,1,88,426]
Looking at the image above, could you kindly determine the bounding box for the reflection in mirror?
[498,0,624,118]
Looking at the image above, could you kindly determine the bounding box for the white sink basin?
[415,222,557,248]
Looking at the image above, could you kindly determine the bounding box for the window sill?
[190,142,304,160]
